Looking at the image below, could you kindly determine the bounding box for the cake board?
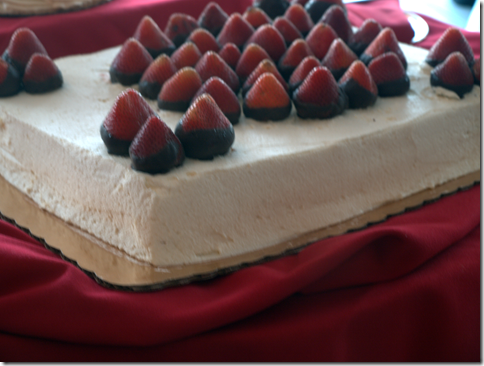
[0,170,479,291]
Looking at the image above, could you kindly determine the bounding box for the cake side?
[0,44,480,267]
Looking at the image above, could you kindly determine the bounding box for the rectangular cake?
[0,43,480,270]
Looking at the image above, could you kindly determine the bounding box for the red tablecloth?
[0,0,480,361]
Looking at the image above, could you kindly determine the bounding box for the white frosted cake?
[0,43,480,268]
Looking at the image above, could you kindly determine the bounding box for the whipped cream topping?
[0,43,480,267]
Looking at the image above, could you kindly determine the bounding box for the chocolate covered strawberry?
[472,58,480,86]
[243,7,273,29]
[430,52,474,98]
[235,43,272,82]
[425,27,474,68]
[188,28,220,54]
[0,59,21,97]
[175,93,235,160]
[139,54,177,100]
[198,2,229,36]
[288,55,320,93]
[367,52,410,97]
[305,22,338,60]
[217,13,255,49]
[348,19,382,56]
[244,24,287,63]
[2,27,48,76]
[170,42,202,70]
[164,13,199,47]
[133,15,175,58]
[304,0,346,23]
[338,60,377,109]
[273,16,303,46]
[23,53,63,94]
[321,38,358,80]
[218,42,241,69]
[293,65,348,119]
[278,38,314,80]
[360,28,407,70]
[319,5,353,44]
[284,4,314,36]
[195,51,240,93]
[129,115,185,174]
[192,76,241,124]
[157,67,203,111]
[243,58,287,96]
[243,72,292,121]
[110,38,153,86]
[253,0,290,19]
[101,89,156,156]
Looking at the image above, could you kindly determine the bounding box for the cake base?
[0,171,479,291]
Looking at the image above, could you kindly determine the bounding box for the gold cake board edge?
[0,171,480,291]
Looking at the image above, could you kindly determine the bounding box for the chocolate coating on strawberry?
[319,5,353,44]
[2,27,48,76]
[217,13,255,50]
[425,27,474,68]
[253,0,290,19]
[110,38,153,86]
[360,28,407,70]
[195,51,240,94]
[472,58,480,86]
[273,16,303,46]
[158,67,203,112]
[139,54,177,100]
[0,59,21,97]
[338,60,377,109]
[284,4,314,36]
[22,53,63,94]
[243,72,292,121]
[101,89,155,156]
[164,13,199,47]
[348,19,382,57]
[278,39,314,80]
[175,93,235,160]
[430,52,474,99]
[130,115,185,174]
[368,52,410,97]
[198,2,229,37]
[288,55,320,93]
[133,15,175,58]
[304,0,346,23]
[293,66,348,119]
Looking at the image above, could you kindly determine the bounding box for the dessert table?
[0,0,480,361]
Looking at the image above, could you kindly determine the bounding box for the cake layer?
[0,44,480,267]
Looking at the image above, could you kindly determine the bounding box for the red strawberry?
[293,65,348,119]
[430,52,474,98]
[192,76,241,124]
[188,28,220,54]
[472,57,480,86]
[321,38,358,80]
[198,2,229,37]
[273,16,303,46]
[129,115,184,174]
[243,58,288,96]
[235,43,272,82]
[195,51,240,93]
[243,7,273,29]
[288,55,320,92]
[22,53,63,94]
[164,13,199,47]
[218,42,241,69]
[244,24,287,62]
[133,15,175,58]
[304,0,346,23]
[139,54,177,100]
[170,42,202,70]
[253,0,291,19]
[110,38,153,86]
[101,88,156,155]
[338,60,377,109]
[284,4,314,36]
[319,5,353,44]
[348,19,382,56]
[367,52,410,97]
[278,38,314,80]
[157,67,203,111]
[243,72,292,121]
[175,93,235,160]
[2,28,48,76]
[425,27,475,67]
[217,13,255,49]
[0,58,21,97]
[305,22,338,60]
[360,28,407,70]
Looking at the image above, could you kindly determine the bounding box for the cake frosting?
[0,43,480,267]
[0,0,110,15]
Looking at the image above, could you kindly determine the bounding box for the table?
[0,0,480,361]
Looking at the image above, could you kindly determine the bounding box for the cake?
[0,0,111,16]
[0,39,479,270]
